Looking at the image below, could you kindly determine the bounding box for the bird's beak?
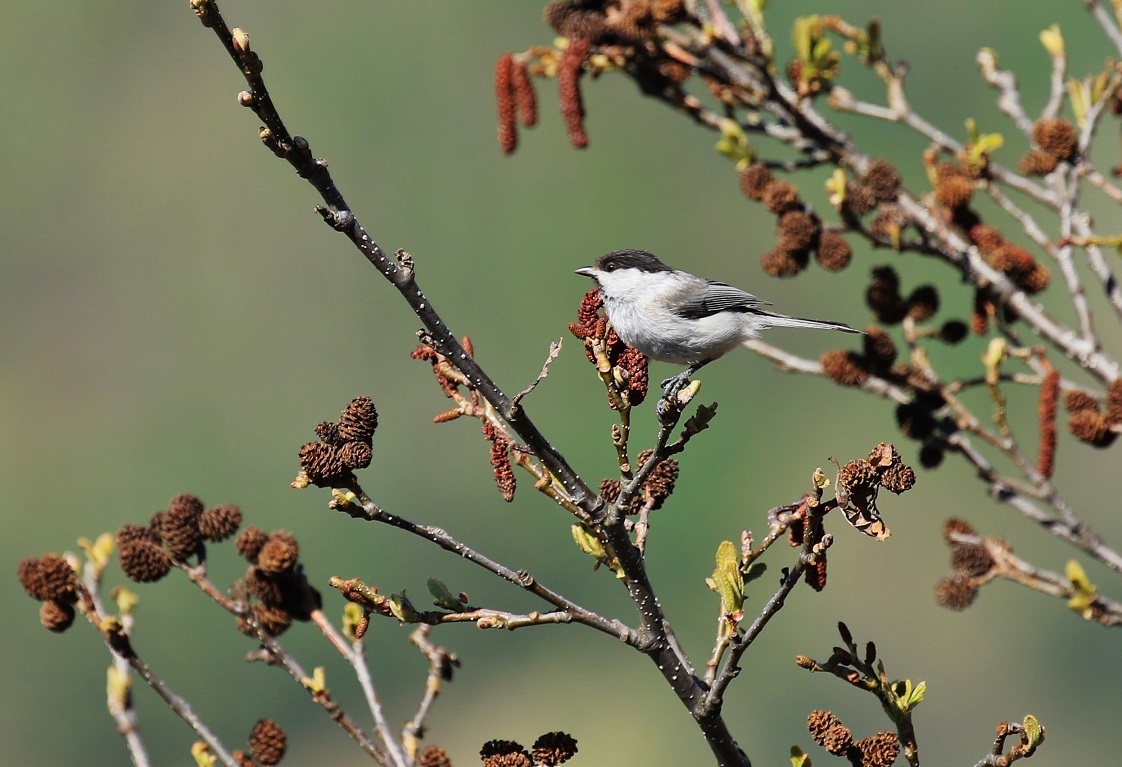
[575,266,597,278]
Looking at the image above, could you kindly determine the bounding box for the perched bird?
[576,248,860,393]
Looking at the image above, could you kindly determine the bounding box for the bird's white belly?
[605,296,746,365]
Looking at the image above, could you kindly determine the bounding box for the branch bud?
[231,27,250,57]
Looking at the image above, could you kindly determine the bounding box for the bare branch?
[337,482,636,644]
[512,338,563,407]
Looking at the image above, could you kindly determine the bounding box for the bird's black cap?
[592,249,674,273]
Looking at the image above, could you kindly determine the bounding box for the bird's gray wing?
[674,280,770,319]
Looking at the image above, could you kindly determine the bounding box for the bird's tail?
[752,310,861,334]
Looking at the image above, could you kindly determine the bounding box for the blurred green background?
[4,2,1122,765]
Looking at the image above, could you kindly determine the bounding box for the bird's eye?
[604,261,615,271]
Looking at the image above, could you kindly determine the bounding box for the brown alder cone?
[934,164,973,208]
[853,731,901,767]
[40,599,75,632]
[863,158,902,201]
[17,554,78,601]
[866,266,908,324]
[236,526,268,563]
[418,745,452,767]
[862,327,897,370]
[298,441,350,486]
[199,504,242,542]
[339,396,379,444]
[248,719,287,766]
[815,230,852,271]
[821,349,869,386]
[944,517,976,541]
[162,494,204,561]
[480,739,532,767]
[935,573,978,610]
[776,210,817,252]
[1106,378,1122,423]
[761,247,806,277]
[258,531,299,576]
[1068,409,1117,446]
[1019,148,1058,175]
[761,180,800,213]
[119,541,172,583]
[532,731,579,765]
[1033,117,1079,161]
[951,539,995,577]
[738,162,773,200]
[807,710,853,755]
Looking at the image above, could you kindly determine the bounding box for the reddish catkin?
[559,38,590,148]
[490,437,516,502]
[787,510,806,546]
[972,289,990,335]
[573,289,602,333]
[432,408,464,424]
[805,551,827,591]
[495,53,517,154]
[1037,368,1060,479]
[511,59,538,127]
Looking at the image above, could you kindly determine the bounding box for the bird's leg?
[660,359,711,399]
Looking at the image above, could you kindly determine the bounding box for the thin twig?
[414,607,579,629]
[352,638,407,767]
[1071,213,1122,317]
[948,529,1122,625]
[1087,0,1122,56]
[894,192,1118,381]
[173,562,389,763]
[340,482,636,644]
[123,649,239,766]
[744,338,1122,573]
[107,654,150,767]
[976,48,1035,136]
[401,626,455,759]
[241,611,389,764]
[86,559,152,767]
[512,338,563,407]
[615,415,679,518]
[700,530,824,716]
[81,562,237,767]
[943,430,1122,572]
[309,611,407,767]
[1041,41,1067,120]
[1075,162,1122,203]
[656,25,1121,386]
[191,0,600,515]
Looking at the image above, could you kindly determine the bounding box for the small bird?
[576,249,860,393]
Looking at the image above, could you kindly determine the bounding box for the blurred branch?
[311,611,406,767]
[401,626,456,759]
[938,521,1122,626]
[77,567,240,767]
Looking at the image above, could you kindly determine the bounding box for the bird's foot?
[660,370,696,401]
[656,371,700,425]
